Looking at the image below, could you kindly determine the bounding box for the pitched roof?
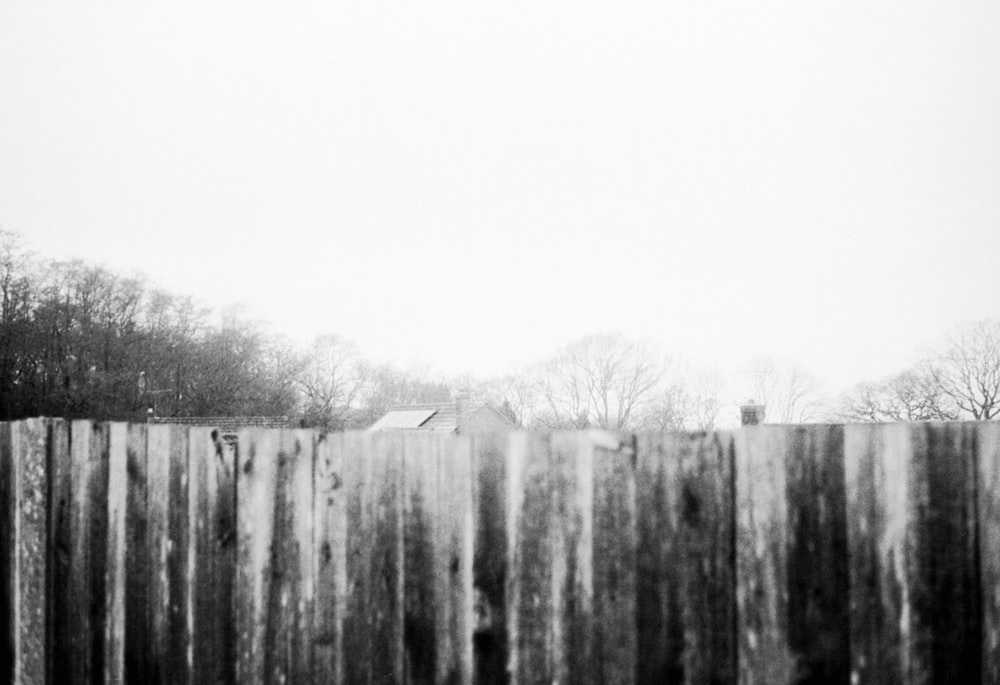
[148,416,290,433]
[368,402,512,433]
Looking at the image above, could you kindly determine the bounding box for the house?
[367,394,514,434]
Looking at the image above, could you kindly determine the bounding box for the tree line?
[3,229,998,429]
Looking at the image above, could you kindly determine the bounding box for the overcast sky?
[2,1,998,394]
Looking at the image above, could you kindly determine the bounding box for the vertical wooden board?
[313,431,346,684]
[342,431,372,684]
[634,432,682,684]
[735,426,793,684]
[471,431,508,685]
[506,432,552,684]
[262,429,315,684]
[48,420,72,682]
[434,435,474,684]
[215,433,238,685]
[844,423,911,683]
[635,431,736,685]
[549,431,594,685]
[125,423,151,682]
[189,427,235,685]
[9,419,48,684]
[146,424,171,682]
[980,420,1000,684]
[343,431,405,684]
[235,428,279,684]
[783,425,849,684]
[913,422,980,682]
[0,423,13,685]
[53,421,110,682]
[403,432,440,683]
[590,431,637,685]
[104,423,128,684]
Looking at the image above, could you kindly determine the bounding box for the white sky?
[2,1,999,394]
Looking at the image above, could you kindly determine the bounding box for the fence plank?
[0,423,13,684]
[105,423,128,684]
[635,431,736,684]
[980,420,1000,685]
[438,435,474,684]
[189,427,237,685]
[784,425,850,684]
[403,433,440,683]
[344,431,405,684]
[125,423,151,682]
[549,432,593,685]
[591,432,637,684]
[471,432,509,684]
[235,428,279,684]
[314,431,346,684]
[845,422,980,684]
[735,426,793,684]
[264,430,315,683]
[506,432,552,683]
[52,421,111,682]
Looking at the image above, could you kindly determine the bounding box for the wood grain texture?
[506,432,552,684]
[235,428,279,684]
[784,425,849,685]
[979,420,1000,685]
[0,423,13,684]
[402,433,475,684]
[735,426,793,685]
[313,431,346,684]
[845,422,981,684]
[344,431,405,684]
[189,427,236,685]
[104,422,128,684]
[590,431,637,685]
[124,422,150,682]
[471,432,509,685]
[635,431,736,685]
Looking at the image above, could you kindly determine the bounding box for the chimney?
[740,400,766,426]
[455,388,470,433]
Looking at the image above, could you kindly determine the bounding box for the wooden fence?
[1,419,999,683]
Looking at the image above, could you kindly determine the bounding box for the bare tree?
[927,319,1000,420]
[534,333,666,430]
[839,368,958,422]
[296,334,367,430]
[743,357,827,424]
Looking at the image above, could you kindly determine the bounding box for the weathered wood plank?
[845,422,980,684]
[0,422,14,684]
[189,427,237,685]
[146,423,190,683]
[105,422,128,684]
[313,431,346,684]
[590,431,637,684]
[635,431,736,684]
[735,426,794,684]
[402,432,475,684]
[125,422,151,682]
[344,431,406,684]
[549,431,593,685]
[52,421,111,682]
[471,431,509,684]
[437,435,474,684]
[784,425,849,684]
[506,432,552,683]
[403,432,440,683]
[979,420,1000,685]
[235,428,280,684]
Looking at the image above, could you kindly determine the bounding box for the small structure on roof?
[368,392,514,434]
